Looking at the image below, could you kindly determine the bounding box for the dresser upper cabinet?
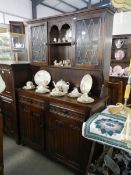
[28,7,114,78]
[48,16,75,67]
[29,22,48,64]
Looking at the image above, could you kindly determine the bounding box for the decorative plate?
[110,66,112,75]
[115,50,125,60]
[80,74,93,94]
[124,67,130,76]
[34,70,51,86]
[113,65,123,75]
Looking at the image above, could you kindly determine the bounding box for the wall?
[113,11,131,35]
[37,5,62,18]
[0,0,32,24]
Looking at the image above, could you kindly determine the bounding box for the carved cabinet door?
[1,97,15,138]
[20,103,44,151]
[46,105,89,172]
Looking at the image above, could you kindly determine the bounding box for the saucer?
[50,88,66,97]
[68,92,82,98]
[35,88,50,93]
[23,85,35,90]
[77,96,94,103]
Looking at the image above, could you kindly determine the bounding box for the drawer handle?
[63,110,69,115]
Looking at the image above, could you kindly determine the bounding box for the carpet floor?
[3,135,76,175]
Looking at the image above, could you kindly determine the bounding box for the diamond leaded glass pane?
[75,17,101,65]
[31,23,47,62]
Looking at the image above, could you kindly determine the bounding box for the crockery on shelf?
[110,66,112,75]
[80,74,93,94]
[50,88,66,97]
[77,93,94,103]
[113,65,124,76]
[34,70,51,86]
[115,49,125,60]
[53,79,69,93]
[35,84,50,93]
[115,39,124,49]
[68,88,81,98]
[124,67,130,76]
[23,81,35,90]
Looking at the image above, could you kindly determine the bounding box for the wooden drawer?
[1,97,14,113]
[49,104,84,121]
[19,96,45,109]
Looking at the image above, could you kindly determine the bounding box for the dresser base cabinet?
[46,103,92,173]
[19,95,45,152]
[0,111,3,175]
[18,90,107,174]
[0,62,32,144]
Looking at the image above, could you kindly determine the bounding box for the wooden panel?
[0,112,3,175]
[1,97,15,138]
[19,103,44,151]
[46,104,91,173]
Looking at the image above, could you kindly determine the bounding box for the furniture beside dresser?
[110,34,131,104]
[18,88,107,174]
[0,62,32,144]
[0,109,3,175]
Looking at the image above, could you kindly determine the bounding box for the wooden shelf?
[111,59,129,63]
[49,42,71,46]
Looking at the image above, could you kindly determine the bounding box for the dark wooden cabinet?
[28,7,114,81]
[19,95,45,151]
[110,34,131,77]
[18,89,107,174]
[17,6,114,174]
[0,62,32,143]
[0,110,3,175]
[46,103,89,172]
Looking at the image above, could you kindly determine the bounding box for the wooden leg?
[85,142,96,175]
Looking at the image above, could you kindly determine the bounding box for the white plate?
[80,74,93,94]
[115,50,125,60]
[113,65,123,75]
[124,67,130,76]
[109,66,112,75]
[34,70,51,86]
[0,75,6,93]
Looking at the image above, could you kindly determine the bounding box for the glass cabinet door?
[30,22,47,63]
[75,17,101,66]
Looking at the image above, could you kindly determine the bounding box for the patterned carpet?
[3,135,76,175]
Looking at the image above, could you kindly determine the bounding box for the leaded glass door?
[75,17,101,66]
[30,22,47,63]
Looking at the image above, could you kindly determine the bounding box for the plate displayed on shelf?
[110,66,112,75]
[114,50,125,60]
[113,65,124,76]
[34,70,51,86]
[124,67,130,76]
[80,74,93,94]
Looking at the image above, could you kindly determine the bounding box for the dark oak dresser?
[18,88,107,174]
[18,6,114,174]
[0,110,3,175]
[0,6,114,175]
[0,62,32,144]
